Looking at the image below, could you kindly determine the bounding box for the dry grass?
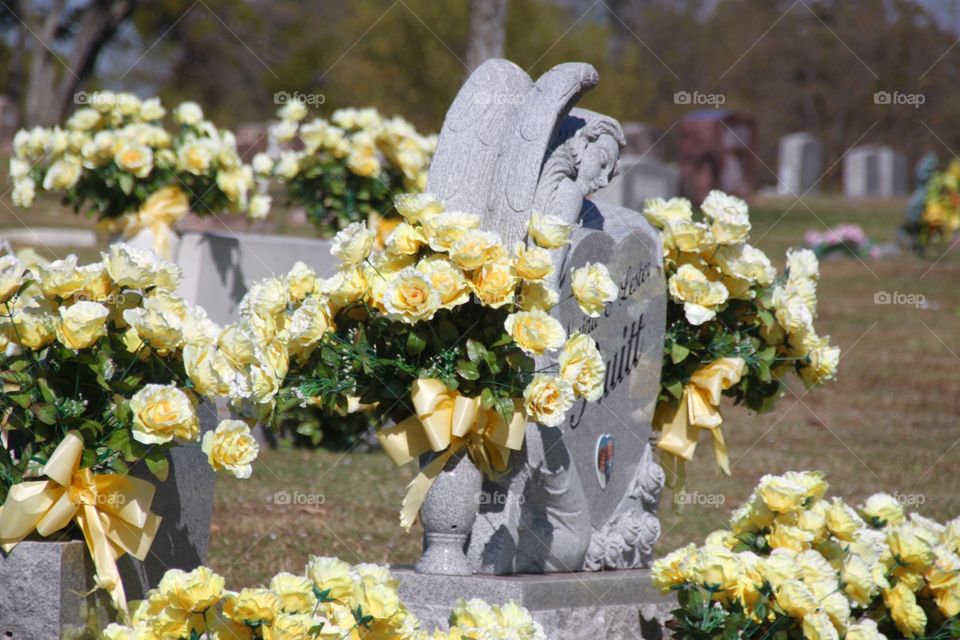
[4,191,960,588]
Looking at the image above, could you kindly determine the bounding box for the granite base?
[394,567,672,639]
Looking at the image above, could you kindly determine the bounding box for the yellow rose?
[114,143,153,178]
[651,543,696,593]
[102,243,182,290]
[883,582,927,638]
[331,222,375,265]
[383,268,439,324]
[759,548,801,589]
[323,266,368,312]
[449,230,504,271]
[123,299,183,355]
[642,197,693,228]
[76,262,116,302]
[711,244,775,288]
[775,579,818,618]
[571,262,619,318]
[385,222,425,256]
[306,556,354,603]
[42,156,83,190]
[177,140,212,175]
[34,255,86,298]
[11,177,35,207]
[225,588,280,624]
[130,383,199,445]
[286,297,332,358]
[887,525,936,571]
[927,547,960,617]
[423,212,481,252]
[394,192,444,225]
[269,572,317,614]
[158,566,225,612]
[513,243,554,282]
[523,374,574,427]
[859,492,905,526]
[183,344,236,396]
[558,332,605,401]
[527,211,571,249]
[56,300,109,349]
[787,248,820,280]
[0,256,26,303]
[800,336,840,388]
[768,523,814,552]
[758,474,809,513]
[668,263,728,325]
[846,620,884,640]
[450,598,499,630]
[352,580,401,621]
[518,281,559,311]
[4,295,57,349]
[201,419,259,479]
[689,545,741,591]
[662,217,713,254]
[471,258,517,308]
[286,261,316,302]
[346,133,381,177]
[842,554,879,606]
[801,611,838,640]
[267,613,334,639]
[505,309,566,356]
[824,497,862,541]
[701,190,750,245]
[217,166,253,206]
[417,257,471,310]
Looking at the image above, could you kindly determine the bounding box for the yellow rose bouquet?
[255,103,436,238]
[9,92,268,257]
[0,244,256,612]
[643,192,839,485]
[101,558,546,639]
[921,160,960,247]
[654,470,960,640]
[224,193,617,528]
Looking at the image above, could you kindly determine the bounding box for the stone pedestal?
[0,540,112,639]
[394,567,672,639]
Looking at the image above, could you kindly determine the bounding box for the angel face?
[575,132,621,194]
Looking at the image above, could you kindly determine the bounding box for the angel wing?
[485,62,599,245]
[426,59,532,216]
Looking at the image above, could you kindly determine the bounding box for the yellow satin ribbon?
[653,357,746,489]
[99,185,190,259]
[377,379,527,530]
[0,432,161,615]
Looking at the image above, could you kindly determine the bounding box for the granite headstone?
[777,132,822,196]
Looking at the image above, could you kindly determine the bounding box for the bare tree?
[16,0,140,126]
[465,0,509,72]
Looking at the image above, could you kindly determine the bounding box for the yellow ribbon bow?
[653,357,747,489]
[0,432,161,615]
[99,185,190,259]
[376,379,527,530]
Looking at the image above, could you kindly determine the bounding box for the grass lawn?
[5,191,960,588]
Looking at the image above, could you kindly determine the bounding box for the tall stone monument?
[777,132,822,196]
[396,59,669,639]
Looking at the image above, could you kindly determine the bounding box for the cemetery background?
[2,1,960,636]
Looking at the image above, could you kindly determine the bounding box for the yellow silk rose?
[883,582,927,638]
[177,140,212,175]
[859,492,906,526]
[0,255,25,303]
[56,300,110,349]
[571,262,619,317]
[522,374,574,427]
[518,281,559,312]
[423,211,481,252]
[701,190,750,245]
[331,222,375,265]
[103,244,181,291]
[801,611,837,640]
[449,230,503,271]
[824,497,861,541]
[668,263,728,325]
[527,211,571,249]
[383,269,440,324]
[385,222,425,256]
[33,256,86,298]
[201,419,259,479]
[157,566,225,613]
[114,143,154,178]
[513,243,553,282]
[661,217,713,254]
[504,309,566,356]
[651,544,696,592]
[4,296,57,349]
[558,332,605,401]
[42,156,83,190]
[183,344,236,396]
[269,572,317,614]
[642,197,693,227]
[306,556,354,603]
[471,258,518,308]
[775,579,818,618]
[417,258,471,310]
[225,588,280,625]
[286,261,317,302]
[130,383,199,445]
[394,192,443,225]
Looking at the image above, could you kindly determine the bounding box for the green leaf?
[31,403,58,425]
[670,343,690,364]
[466,339,487,363]
[665,380,684,400]
[406,331,427,355]
[456,360,480,381]
[118,173,135,195]
[480,388,496,410]
[144,450,170,482]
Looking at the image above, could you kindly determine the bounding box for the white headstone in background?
[777,132,822,196]
[592,155,680,210]
[843,145,908,198]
